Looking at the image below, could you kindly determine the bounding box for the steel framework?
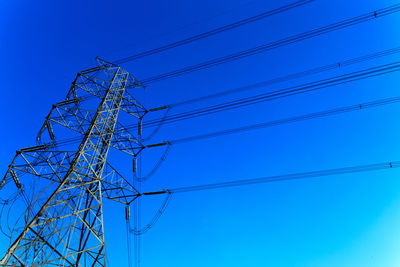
[0,59,146,266]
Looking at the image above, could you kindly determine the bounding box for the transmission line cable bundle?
[2,2,400,266]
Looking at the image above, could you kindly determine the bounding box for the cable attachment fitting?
[146,141,171,148]
[149,105,171,112]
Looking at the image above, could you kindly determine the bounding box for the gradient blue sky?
[1,0,400,266]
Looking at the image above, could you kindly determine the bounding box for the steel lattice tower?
[0,59,146,266]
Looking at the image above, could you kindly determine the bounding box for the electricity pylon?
[0,58,146,266]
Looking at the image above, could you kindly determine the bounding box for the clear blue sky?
[1,0,400,266]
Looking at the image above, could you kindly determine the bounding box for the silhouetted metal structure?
[0,59,146,266]
[2,2,400,266]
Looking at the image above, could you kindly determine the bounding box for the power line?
[4,3,400,264]
[141,161,400,195]
[166,96,400,145]
[76,46,400,106]
[139,4,400,84]
[167,46,400,107]
[140,95,400,147]
[113,0,315,64]
[50,61,400,148]
[135,61,400,131]
[104,0,260,58]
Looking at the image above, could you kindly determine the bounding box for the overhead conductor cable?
[113,0,315,64]
[140,3,400,84]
